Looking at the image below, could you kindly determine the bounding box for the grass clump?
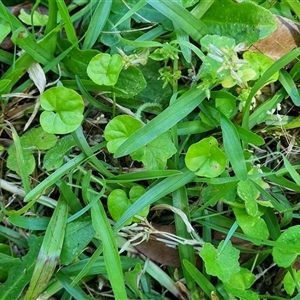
[1,0,300,299]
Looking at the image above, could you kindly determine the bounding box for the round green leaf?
[104,115,143,154]
[40,87,84,134]
[107,186,148,225]
[87,53,123,86]
[185,136,226,178]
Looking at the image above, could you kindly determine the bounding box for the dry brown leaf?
[249,15,300,60]
[135,224,182,267]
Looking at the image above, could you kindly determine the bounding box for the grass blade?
[243,47,300,129]
[24,196,68,300]
[114,168,195,231]
[89,191,127,299]
[146,0,210,41]
[183,259,218,298]
[279,69,300,105]
[57,0,77,44]
[24,143,105,203]
[115,86,207,157]
[82,0,112,49]
[220,114,248,181]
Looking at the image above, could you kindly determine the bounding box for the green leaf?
[243,51,279,83]
[58,38,99,79]
[237,168,269,216]
[18,9,48,26]
[114,66,147,98]
[220,114,247,180]
[226,267,256,290]
[279,69,300,106]
[237,180,259,217]
[90,192,128,299]
[0,23,11,44]
[114,168,195,231]
[272,225,300,267]
[233,207,269,241]
[40,87,84,134]
[201,183,236,207]
[60,219,95,265]
[125,263,145,298]
[224,285,260,300]
[146,0,209,41]
[24,196,68,300]
[82,0,112,50]
[183,259,218,298]
[201,0,277,45]
[104,115,143,153]
[87,53,123,86]
[185,136,226,178]
[114,86,207,158]
[215,97,237,119]
[0,236,42,300]
[200,34,236,52]
[108,186,149,225]
[7,147,35,177]
[43,135,77,171]
[283,270,300,296]
[200,241,240,283]
[131,131,177,170]
[7,127,57,176]
[22,127,58,150]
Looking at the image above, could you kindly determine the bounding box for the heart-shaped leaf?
[40,87,84,134]
[87,53,123,86]
[108,186,149,225]
[104,115,143,153]
[185,136,226,178]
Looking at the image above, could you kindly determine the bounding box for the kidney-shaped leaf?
[40,87,84,134]
[108,186,149,225]
[185,136,226,178]
[104,115,143,153]
[87,53,123,86]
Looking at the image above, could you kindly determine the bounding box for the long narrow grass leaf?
[183,259,218,297]
[115,86,207,157]
[90,192,127,299]
[82,0,112,49]
[24,143,105,202]
[57,1,77,44]
[56,271,95,300]
[113,0,147,28]
[114,168,195,231]
[243,47,300,129]
[25,196,68,300]
[220,114,248,181]
[146,0,210,41]
[279,69,300,105]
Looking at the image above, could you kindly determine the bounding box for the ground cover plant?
[0,0,300,299]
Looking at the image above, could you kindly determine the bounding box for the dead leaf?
[249,15,300,60]
[135,223,182,267]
